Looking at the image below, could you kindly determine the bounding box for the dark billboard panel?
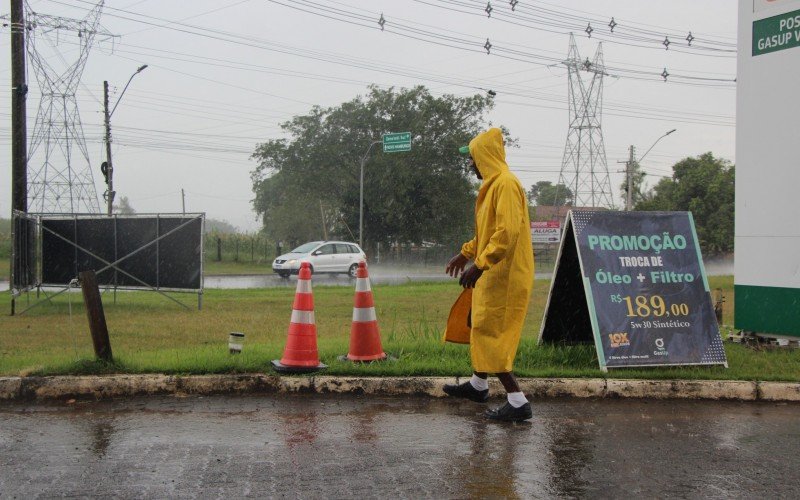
[115,217,158,288]
[11,213,37,291]
[42,218,78,285]
[39,214,203,291]
[158,217,202,289]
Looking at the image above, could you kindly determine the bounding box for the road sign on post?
[383,132,412,153]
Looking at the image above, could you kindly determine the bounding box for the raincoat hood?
[468,127,508,182]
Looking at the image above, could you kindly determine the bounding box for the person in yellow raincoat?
[444,127,535,422]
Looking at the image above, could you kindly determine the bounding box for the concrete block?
[0,377,22,400]
[606,379,758,400]
[313,376,443,397]
[278,376,315,393]
[606,379,679,399]
[520,378,607,398]
[758,382,800,401]
[30,375,176,399]
[176,374,276,395]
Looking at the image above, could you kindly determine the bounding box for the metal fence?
[205,233,277,264]
[201,235,557,271]
[372,243,557,271]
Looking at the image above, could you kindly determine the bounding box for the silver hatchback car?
[272,241,367,278]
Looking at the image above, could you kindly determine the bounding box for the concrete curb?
[1,375,799,402]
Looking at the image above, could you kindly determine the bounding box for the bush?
[0,218,10,259]
[204,232,276,264]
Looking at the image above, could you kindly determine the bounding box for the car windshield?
[289,242,321,253]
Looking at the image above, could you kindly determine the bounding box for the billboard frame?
[10,212,205,315]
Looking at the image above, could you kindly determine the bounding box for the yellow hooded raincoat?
[462,128,534,373]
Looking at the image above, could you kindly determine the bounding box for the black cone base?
[271,359,327,374]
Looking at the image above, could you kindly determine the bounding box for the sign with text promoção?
[539,211,727,371]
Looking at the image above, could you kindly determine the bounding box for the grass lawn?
[0,259,456,279]
[201,260,485,276]
[1,276,798,381]
[204,260,272,275]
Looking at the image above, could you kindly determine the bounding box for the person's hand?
[445,252,469,277]
[459,265,483,288]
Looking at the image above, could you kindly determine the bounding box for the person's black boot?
[484,402,532,422]
[443,380,489,403]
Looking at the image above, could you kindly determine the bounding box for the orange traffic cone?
[342,261,387,362]
[272,261,327,373]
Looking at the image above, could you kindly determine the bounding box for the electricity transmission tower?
[24,1,113,213]
[556,34,614,209]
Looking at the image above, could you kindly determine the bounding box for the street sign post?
[383,132,412,153]
[360,133,411,248]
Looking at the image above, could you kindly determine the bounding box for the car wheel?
[347,263,358,278]
[278,272,290,279]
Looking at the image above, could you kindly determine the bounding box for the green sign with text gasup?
[383,132,411,153]
[753,8,800,56]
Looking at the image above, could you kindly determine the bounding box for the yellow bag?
[443,288,472,344]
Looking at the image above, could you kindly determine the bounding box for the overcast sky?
[1,0,737,231]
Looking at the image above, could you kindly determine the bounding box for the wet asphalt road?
[1,395,799,499]
[202,271,555,289]
[0,271,552,293]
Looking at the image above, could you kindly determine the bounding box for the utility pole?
[103,64,148,216]
[626,145,636,211]
[620,129,676,211]
[319,200,328,240]
[104,80,114,215]
[11,0,27,214]
[10,0,27,316]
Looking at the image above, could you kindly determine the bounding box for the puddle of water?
[0,259,731,291]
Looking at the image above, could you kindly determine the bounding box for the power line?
[269,0,736,82]
[51,0,735,87]
[423,0,736,52]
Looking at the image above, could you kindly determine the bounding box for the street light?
[359,140,382,249]
[104,64,148,215]
[639,128,676,163]
[625,128,676,211]
[110,64,148,117]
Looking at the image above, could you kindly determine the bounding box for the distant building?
[532,205,606,222]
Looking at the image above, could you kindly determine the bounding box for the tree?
[636,152,734,254]
[114,196,136,215]
[619,160,648,208]
[205,219,238,234]
[251,85,499,249]
[528,181,573,206]
[0,218,10,259]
